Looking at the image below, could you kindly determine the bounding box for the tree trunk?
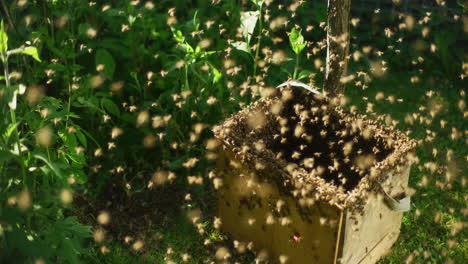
[324,0,351,97]
[0,1,15,32]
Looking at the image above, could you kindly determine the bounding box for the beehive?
[213,86,417,264]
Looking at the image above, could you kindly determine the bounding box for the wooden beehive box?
[212,86,417,264]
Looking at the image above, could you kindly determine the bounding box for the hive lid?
[213,86,417,210]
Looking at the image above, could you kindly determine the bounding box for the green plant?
[171,25,218,91]
[231,0,265,77]
[0,20,90,263]
[0,1,465,263]
[289,27,307,80]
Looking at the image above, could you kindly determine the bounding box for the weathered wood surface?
[339,165,411,263]
[216,148,411,264]
[217,149,341,264]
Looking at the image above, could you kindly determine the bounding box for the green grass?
[347,73,467,263]
[86,215,207,264]
[0,1,465,263]
[92,71,467,263]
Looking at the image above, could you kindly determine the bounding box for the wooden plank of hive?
[216,148,342,264]
[339,165,411,263]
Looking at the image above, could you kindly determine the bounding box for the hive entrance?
[250,88,394,192]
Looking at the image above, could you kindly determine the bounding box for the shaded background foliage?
[0,0,466,263]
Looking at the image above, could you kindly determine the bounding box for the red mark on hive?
[293,232,301,242]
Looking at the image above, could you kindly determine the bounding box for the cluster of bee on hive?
[213,85,418,216]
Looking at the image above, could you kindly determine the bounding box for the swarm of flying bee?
[83,0,467,262]
[4,0,463,263]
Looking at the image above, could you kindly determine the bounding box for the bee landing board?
[213,87,417,264]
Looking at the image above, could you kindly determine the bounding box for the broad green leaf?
[101,98,120,117]
[297,70,312,81]
[21,47,41,62]
[231,41,251,54]
[289,28,307,55]
[280,67,293,77]
[65,152,85,166]
[3,122,19,142]
[195,45,201,55]
[240,11,259,43]
[180,43,194,54]
[128,14,137,25]
[57,237,80,264]
[73,170,88,184]
[212,66,222,84]
[62,216,91,238]
[0,20,7,53]
[34,153,64,179]
[76,128,101,149]
[95,49,116,79]
[59,131,78,148]
[174,30,185,44]
[191,10,200,31]
[76,129,87,148]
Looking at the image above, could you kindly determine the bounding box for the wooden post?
[324,0,351,96]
